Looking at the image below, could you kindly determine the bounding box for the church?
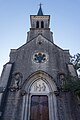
[0,4,80,120]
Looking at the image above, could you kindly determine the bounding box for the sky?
[0,0,80,76]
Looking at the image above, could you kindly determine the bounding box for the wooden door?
[30,95,49,120]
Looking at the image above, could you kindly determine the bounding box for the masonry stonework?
[0,5,80,120]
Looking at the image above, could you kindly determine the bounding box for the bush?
[63,76,80,97]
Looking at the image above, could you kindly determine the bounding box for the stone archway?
[21,71,58,120]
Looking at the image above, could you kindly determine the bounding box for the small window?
[33,52,48,63]
[41,21,44,28]
[36,21,39,28]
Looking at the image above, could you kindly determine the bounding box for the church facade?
[0,5,80,120]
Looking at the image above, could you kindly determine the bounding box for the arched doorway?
[29,79,49,120]
[21,71,58,120]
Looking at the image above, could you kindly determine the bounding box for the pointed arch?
[22,70,57,92]
[21,71,58,120]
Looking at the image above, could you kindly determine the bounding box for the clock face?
[33,52,48,63]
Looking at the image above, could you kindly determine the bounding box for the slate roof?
[37,3,43,16]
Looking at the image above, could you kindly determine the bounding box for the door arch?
[21,71,58,120]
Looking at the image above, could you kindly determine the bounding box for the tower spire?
[37,3,43,16]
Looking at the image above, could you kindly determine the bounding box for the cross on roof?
[39,3,43,7]
[37,3,43,16]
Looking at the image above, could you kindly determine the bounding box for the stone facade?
[0,5,80,120]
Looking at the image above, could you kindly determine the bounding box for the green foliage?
[63,76,80,97]
[63,53,80,97]
[70,53,80,73]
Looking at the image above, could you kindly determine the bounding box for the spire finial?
[39,3,42,8]
[37,3,43,16]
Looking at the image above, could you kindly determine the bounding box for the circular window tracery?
[33,52,48,63]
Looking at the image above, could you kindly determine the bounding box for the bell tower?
[30,4,50,29]
[27,4,53,42]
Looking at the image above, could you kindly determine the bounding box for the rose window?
[33,52,47,63]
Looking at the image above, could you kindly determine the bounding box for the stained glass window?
[33,52,47,63]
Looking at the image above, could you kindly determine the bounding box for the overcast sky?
[0,0,80,75]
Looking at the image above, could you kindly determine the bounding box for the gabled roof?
[37,3,43,16]
[16,34,69,53]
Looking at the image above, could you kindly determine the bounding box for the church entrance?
[30,95,49,120]
[23,72,58,120]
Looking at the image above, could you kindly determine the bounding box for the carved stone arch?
[21,70,57,93]
[21,71,58,120]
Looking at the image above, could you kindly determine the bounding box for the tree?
[63,76,80,97]
[63,53,80,97]
[70,53,80,77]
